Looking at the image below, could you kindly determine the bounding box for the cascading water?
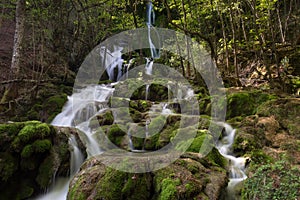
[35,136,84,200]
[100,46,124,81]
[36,85,114,200]
[145,84,150,100]
[216,122,249,200]
[146,1,160,59]
[145,57,154,75]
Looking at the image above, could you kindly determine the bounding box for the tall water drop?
[145,84,150,100]
[146,1,160,59]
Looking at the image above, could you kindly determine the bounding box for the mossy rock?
[107,124,127,147]
[21,144,34,158]
[17,122,51,144]
[32,139,52,153]
[68,154,228,200]
[27,94,68,122]
[0,121,81,199]
[0,152,18,181]
[226,90,277,119]
[256,98,300,137]
[129,108,143,123]
[95,168,152,200]
[36,155,55,189]
[0,122,25,151]
[89,110,114,129]
[205,147,227,168]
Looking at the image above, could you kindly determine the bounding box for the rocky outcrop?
[229,97,300,199]
[68,152,228,200]
[0,121,85,199]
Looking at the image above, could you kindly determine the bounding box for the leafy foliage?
[242,159,300,200]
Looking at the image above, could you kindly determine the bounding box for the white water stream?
[35,85,114,200]
[216,122,249,200]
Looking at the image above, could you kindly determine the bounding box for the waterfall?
[145,84,150,100]
[35,136,84,200]
[36,85,114,200]
[145,57,154,75]
[146,1,160,59]
[100,46,124,81]
[216,122,249,200]
[162,103,172,115]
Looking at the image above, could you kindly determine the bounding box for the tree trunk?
[0,0,26,108]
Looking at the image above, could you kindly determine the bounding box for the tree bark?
[0,0,26,107]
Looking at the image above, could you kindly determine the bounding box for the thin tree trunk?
[11,0,25,76]
[229,5,238,78]
[1,0,26,106]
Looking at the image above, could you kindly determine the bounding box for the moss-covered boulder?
[68,152,228,200]
[27,94,68,123]
[226,90,277,119]
[0,121,83,199]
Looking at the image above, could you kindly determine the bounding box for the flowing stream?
[216,122,249,200]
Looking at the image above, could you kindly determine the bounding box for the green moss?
[159,178,180,200]
[144,133,160,150]
[18,125,36,143]
[187,134,211,153]
[0,122,24,136]
[107,124,126,146]
[206,147,227,168]
[227,91,277,119]
[129,108,142,123]
[21,144,34,158]
[0,152,18,181]
[36,155,55,188]
[121,173,152,200]
[17,122,51,143]
[33,139,52,153]
[68,176,87,200]
[95,168,128,199]
[149,115,167,135]
[36,123,51,138]
[246,150,273,165]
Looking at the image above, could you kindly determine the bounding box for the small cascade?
[125,58,135,79]
[100,46,124,81]
[145,84,150,100]
[35,136,84,200]
[127,130,134,151]
[145,57,154,75]
[69,135,85,175]
[76,120,102,157]
[162,103,172,115]
[216,123,249,200]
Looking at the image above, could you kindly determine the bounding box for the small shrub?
[242,160,300,200]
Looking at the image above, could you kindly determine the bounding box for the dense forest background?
[0,0,299,122]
